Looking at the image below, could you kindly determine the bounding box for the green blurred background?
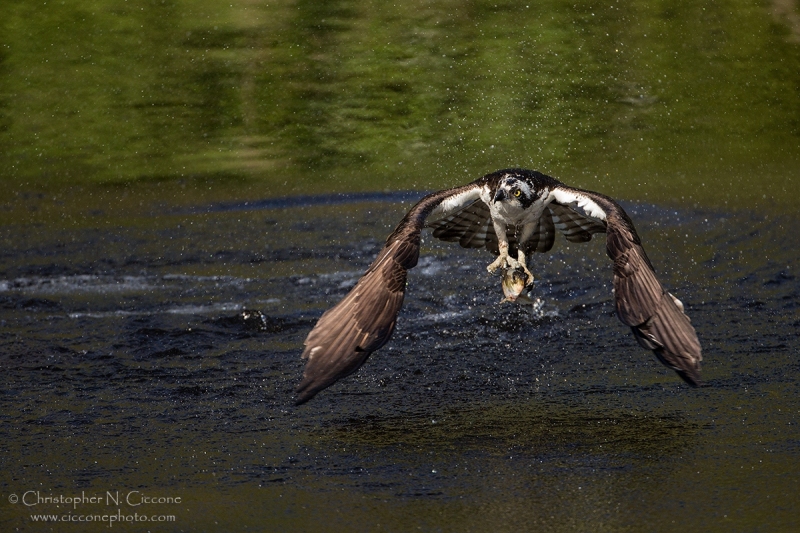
[1,0,799,215]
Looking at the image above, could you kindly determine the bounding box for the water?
[1,0,799,530]
[1,0,799,209]
[1,191,798,531]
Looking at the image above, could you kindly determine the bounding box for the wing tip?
[294,377,325,405]
[294,391,314,406]
[672,359,706,388]
[654,347,702,387]
[676,367,703,388]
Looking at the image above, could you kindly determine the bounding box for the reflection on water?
[0,194,798,531]
[1,0,799,209]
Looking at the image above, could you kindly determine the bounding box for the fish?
[499,266,535,304]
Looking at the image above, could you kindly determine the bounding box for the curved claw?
[487,255,507,274]
[506,257,522,270]
[521,265,535,286]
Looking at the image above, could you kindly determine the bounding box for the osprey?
[295,168,702,404]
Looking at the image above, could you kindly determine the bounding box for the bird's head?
[492,174,535,208]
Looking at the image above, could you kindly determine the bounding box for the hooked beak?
[493,189,506,202]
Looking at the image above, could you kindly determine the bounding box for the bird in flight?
[295,168,702,404]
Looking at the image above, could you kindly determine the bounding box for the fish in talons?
[499,266,537,304]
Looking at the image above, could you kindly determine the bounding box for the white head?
[492,174,535,208]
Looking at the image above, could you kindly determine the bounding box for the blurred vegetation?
[0,0,799,210]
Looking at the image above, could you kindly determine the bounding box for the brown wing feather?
[552,186,702,385]
[295,183,484,404]
[549,203,607,243]
[428,201,493,249]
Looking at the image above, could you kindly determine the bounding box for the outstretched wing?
[295,183,487,404]
[548,185,703,386]
[427,198,494,249]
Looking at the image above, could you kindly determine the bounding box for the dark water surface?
[1,192,798,531]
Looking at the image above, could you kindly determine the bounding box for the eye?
[513,189,522,198]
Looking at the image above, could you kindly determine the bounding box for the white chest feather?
[482,186,551,226]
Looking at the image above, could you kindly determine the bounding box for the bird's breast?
[491,197,548,226]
